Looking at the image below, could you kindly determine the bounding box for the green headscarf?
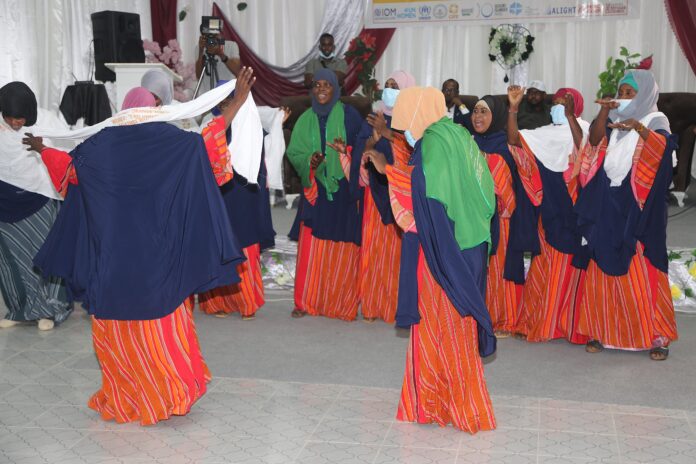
[286,103,346,200]
[422,117,496,250]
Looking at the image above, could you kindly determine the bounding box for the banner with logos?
[366,1,640,27]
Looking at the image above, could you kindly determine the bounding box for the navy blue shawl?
[395,141,496,357]
[34,122,245,320]
[288,104,364,245]
[536,161,582,257]
[351,115,395,225]
[473,130,540,283]
[220,129,276,251]
[574,129,675,275]
[0,179,49,223]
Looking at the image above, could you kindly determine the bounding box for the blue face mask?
[550,104,568,125]
[381,88,400,109]
[404,130,417,148]
[614,98,632,113]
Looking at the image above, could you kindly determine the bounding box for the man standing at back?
[304,33,348,91]
[516,80,552,129]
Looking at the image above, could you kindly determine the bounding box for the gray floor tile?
[1,383,94,405]
[34,367,101,386]
[610,403,688,418]
[385,422,462,450]
[338,385,401,403]
[298,442,380,463]
[311,418,392,445]
[62,352,101,370]
[494,406,540,430]
[5,349,74,367]
[538,399,611,412]
[260,394,335,418]
[613,413,695,440]
[538,409,614,434]
[489,395,540,408]
[537,431,619,460]
[0,426,86,461]
[326,398,397,421]
[0,382,18,397]
[28,404,123,431]
[618,435,696,463]
[376,445,458,463]
[460,429,538,455]
[0,361,47,384]
[0,402,49,426]
[456,451,537,463]
[194,391,271,413]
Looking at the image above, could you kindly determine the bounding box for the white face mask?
[381,88,400,109]
[614,98,632,113]
[320,49,336,59]
[550,104,568,125]
[404,130,417,148]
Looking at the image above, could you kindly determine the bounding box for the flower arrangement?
[597,47,653,99]
[488,24,534,82]
[345,31,379,101]
[143,39,197,101]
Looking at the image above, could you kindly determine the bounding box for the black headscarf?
[311,69,340,117]
[0,82,37,127]
[472,95,508,155]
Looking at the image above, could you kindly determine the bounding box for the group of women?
[0,65,678,433]
[284,67,678,433]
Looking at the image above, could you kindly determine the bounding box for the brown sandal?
[291,309,306,318]
[649,346,669,361]
[585,340,604,353]
[495,330,511,338]
[363,317,377,323]
[242,314,256,321]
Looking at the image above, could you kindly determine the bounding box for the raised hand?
[364,149,387,174]
[594,97,619,110]
[310,151,324,169]
[280,106,291,124]
[234,67,255,102]
[563,93,575,118]
[607,118,639,131]
[327,137,346,155]
[507,85,525,109]
[22,133,46,153]
[367,111,388,136]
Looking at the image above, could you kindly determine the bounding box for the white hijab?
[35,80,265,185]
[520,119,590,172]
[0,109,74,200]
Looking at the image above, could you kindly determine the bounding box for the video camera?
[200,16,225,48]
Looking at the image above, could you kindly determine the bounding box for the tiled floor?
[1,313,696,463]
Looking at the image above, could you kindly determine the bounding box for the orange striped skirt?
[359,188,402,322]
[88,298,210,425]
[515,226,585,343]
[397,250,496,433]
[577,245,678,350]
[198,244,264,317]
[486,217,523,333]
[293,223,360,321]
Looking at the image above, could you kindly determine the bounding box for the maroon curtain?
[212,3,395,107]
[150,0,178,46]
[664,0,696,77]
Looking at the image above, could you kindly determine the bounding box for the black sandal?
[649,346,669,361]
[585,340,604,353]
[291,309,306,318]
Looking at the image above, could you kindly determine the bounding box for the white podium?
[105,63,182,111]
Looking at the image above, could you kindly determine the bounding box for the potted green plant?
[597,47,653,99]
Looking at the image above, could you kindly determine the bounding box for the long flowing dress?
[509,136,587,343]
[389,118,497,433]
[352,115,402,322]
[36,122,244,425]
[287,102,364,321]
[198,120,275,318]
[0,118,72,325]
[574,125,678,350]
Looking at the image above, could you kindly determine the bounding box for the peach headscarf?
[391,87,447,140]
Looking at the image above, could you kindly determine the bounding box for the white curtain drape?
[177,0,363,81]
[375,0,695,115]
[1,0,694,114]
[0,0,150,112]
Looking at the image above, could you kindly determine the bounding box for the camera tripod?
[193,51,220,99]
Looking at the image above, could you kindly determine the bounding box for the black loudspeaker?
[91,11,145,82]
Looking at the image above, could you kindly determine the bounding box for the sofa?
[279,93,696,201]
